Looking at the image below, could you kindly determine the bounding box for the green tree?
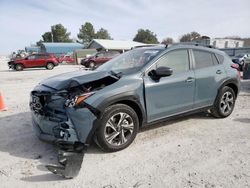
[133,29,159,44]
[77,22,95,44]
[51,24,72,42]
[161,37,174,45]
[42,32,52,42]
[95,28,112,39]
[36,40,44,46]
[37,24,72,45]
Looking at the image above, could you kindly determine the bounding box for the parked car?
[231,53,250,71]
[58,54,75,64]
[80,51,120,69]
[30,45,240,178]
[8,53,59,71]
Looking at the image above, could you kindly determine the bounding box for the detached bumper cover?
[32,112,88,179]
[46,150,84,179]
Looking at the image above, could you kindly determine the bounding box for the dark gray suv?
[30,44,240,177]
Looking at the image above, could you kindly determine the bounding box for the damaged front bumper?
[30,91,99,178]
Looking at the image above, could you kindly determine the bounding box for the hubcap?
[48,64,53,69]
[220,91,234,115]
[104,112,134,146]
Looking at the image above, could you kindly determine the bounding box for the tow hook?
[45,141,86,179]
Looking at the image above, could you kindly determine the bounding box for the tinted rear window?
[215,54,224,64]
[193,50,214,69]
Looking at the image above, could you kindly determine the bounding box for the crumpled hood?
[40,70,113,90]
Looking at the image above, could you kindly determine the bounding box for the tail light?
[231,63,239,70]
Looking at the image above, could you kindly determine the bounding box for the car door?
[144,49,195,123]
[96,52,105,64]
[103,52,111,62]
[35,54,46,67]
[191,49,226,108]
[24,55,36,68]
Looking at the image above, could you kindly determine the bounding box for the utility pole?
[51,26,54,42]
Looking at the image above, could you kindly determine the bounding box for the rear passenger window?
[215,54,224,64]
[156,49,189,74]
[193,50,214,69]
[212,54,219,65]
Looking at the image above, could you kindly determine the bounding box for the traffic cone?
[0,92,7,111]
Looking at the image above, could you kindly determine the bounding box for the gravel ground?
[0,60,249,188]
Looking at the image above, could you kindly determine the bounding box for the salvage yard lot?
[0,60,249,188]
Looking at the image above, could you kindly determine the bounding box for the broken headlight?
[65,92,94,107]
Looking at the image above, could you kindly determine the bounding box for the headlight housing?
[65,92,94,107]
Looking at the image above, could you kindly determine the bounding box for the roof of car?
[135,44,225,55]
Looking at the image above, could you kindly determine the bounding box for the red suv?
[80,51,120,69]
[8,53,59,71]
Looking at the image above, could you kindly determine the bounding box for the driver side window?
[156,49,190,74]
[28,55,36,60]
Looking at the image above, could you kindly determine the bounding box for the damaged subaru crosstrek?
[30,44,240,178]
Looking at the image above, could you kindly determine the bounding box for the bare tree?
[161,37,174,45]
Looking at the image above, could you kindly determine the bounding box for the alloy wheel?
[220,91,234,115]
[104,112,134,146]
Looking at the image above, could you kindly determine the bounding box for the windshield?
[96,48,162,73]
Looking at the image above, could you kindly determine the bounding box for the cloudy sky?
[0,0,249,54]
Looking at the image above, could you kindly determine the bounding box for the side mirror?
[148,66,173,80]
[25,57,28,60]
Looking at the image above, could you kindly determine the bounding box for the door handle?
[185,77,195,83]
[216,70,222,74]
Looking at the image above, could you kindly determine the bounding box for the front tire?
[46,62,54,70]
[15,64,23,71]
[95,104,139,152]
[211,86,236,118]
[89,61,96,70]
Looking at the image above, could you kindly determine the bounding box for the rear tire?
[46,62,54,70]
[210,86,236,118]
[15,64,23,71]
[95,104,139,152]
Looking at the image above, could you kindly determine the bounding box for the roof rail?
[131,44,164,50]
[172,42,215,48]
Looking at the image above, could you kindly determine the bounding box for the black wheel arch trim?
[213,78,240,107]
[85,91,146,145]
[217,78,240,97]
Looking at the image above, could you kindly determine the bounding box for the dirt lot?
[0,60,249,188]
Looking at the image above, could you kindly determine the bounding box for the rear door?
[192,49,226,108]
[35,54,47,67]
[96,52,105,64]
[144,49,195,122]
[24,55,36,67]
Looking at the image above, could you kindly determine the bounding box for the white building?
[210,38,244,48]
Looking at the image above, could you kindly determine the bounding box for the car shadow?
[0,110,213,182]
[140,111,212,132]
[240,80,250,94]
[87,111,213,155]
[233,118,250,124]
[0,112,57,161]
[0,112,61,181]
